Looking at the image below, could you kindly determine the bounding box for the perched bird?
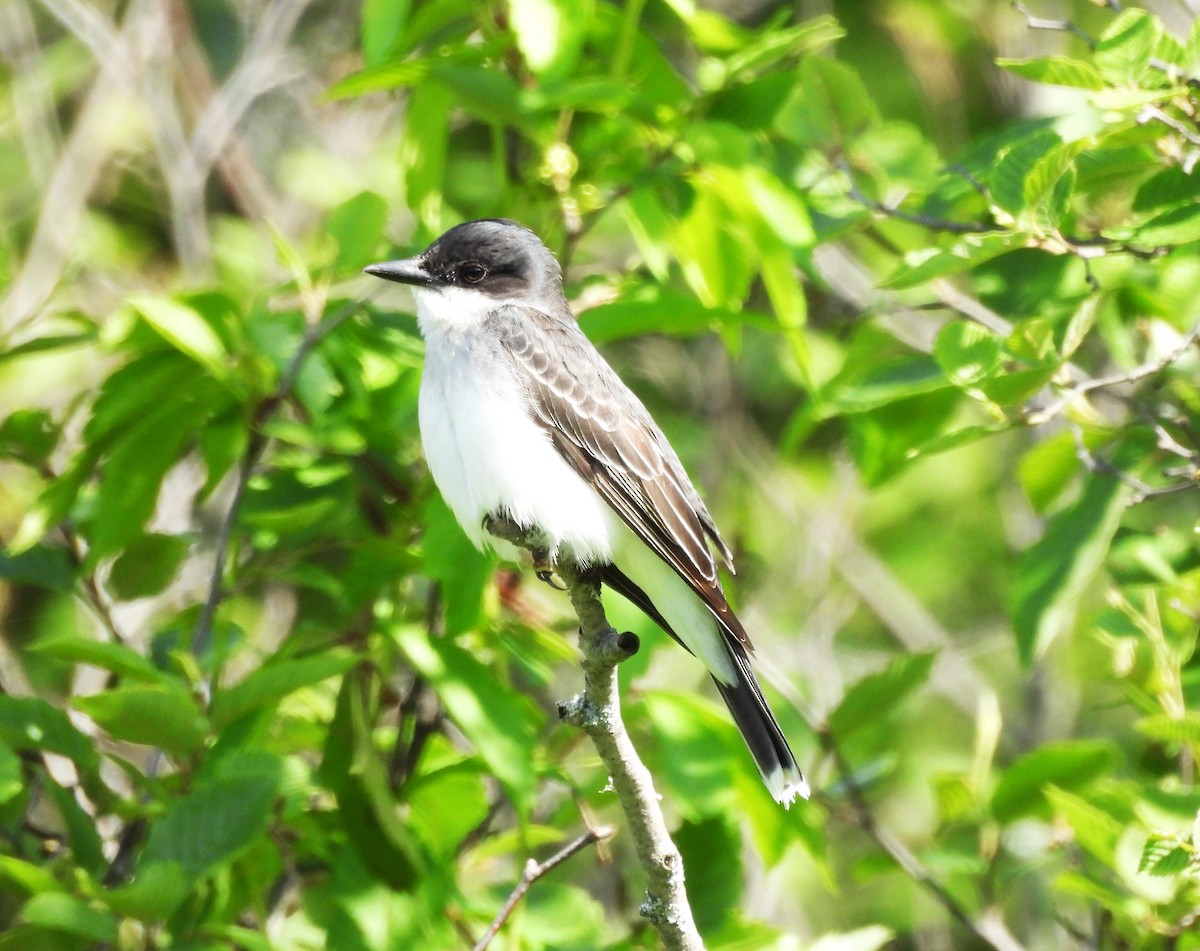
[366,219,808,805]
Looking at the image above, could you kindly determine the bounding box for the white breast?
[416,289,618,566]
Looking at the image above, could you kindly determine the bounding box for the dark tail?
[601,564,808,805]
[711,643,809,807]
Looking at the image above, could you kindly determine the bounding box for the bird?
[365,218,808,806]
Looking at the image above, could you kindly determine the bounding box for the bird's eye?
[461,264,488,284]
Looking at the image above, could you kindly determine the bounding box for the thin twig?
[817,725,1027,951]
[1011,2,1096,48]
[1025,319,1200,426]
[484,514,705,950]
[845,177,999,236]
[471,826,615,951]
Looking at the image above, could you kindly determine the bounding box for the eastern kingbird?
[366,219,808,806]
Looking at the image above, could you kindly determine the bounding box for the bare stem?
[484,514,706,950]
[472,825,615,951]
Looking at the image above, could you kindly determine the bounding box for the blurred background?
[2,1,1200,948]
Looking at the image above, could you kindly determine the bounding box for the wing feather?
[491,305,749,649]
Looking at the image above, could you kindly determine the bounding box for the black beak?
[363,257,433,286]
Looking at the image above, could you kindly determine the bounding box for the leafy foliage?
[2,1,1200,949]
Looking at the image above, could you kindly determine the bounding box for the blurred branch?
[817,724,1028,951]
[1011,2,1096,47]
[1,0,149,338]
[483,513,705,951]
[472,825,615,951]
[193,294,370,678]
[0,1,60,188]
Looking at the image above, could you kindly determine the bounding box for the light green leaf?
[1135,713,1200,746]
[934,321,1002,387]
[394,625,541,812]
[210,650,358,727]
[0,742,20,805]
[127,294,229,378]
[75,683,209,756]
[506,0,591,81]
[361,0,409,67]
[828,651,936,738]
[991,130,1061,215]
[990,740,1118,822]
[1010,473,1131,664]
[1045,785,1122,866]
[996,57,1106,90]
[32,636,166,683]
[1130,202,1200,247]
[21,893,117,942]
[881,233,1025,290]
[1095,9,1160,84]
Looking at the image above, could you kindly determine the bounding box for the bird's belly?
[419,350,617,565]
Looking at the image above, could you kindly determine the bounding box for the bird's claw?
[533,549,567,589]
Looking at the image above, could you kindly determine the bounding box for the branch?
[816,725,1028,951]
[483,514,706,950]
[1024,318,1200,426]
[193,294,370,677]
[472,825,615,951]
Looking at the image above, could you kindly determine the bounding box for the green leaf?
[210,649,358,727]
[420,496,492,636]
[0,545,73,591]
[1010,473,1131,664]
[828,652,936,738]
[21,893,117,942]
[676,815,742,932]
[506,0,591,82]
[319,670,424,891]
[1139,834,1194,876]
[881,233,1025,290]
[642,691,740,816]
[108,533,191,601]
[33,636,166,682]
[1044,785,1122,866]
[44,778,105,874]
[75,683,209,756]
[323,58,431,100]
[725,15,843,79]
[142,774,278,878]
[1135,712,1200,746]
[101,861,190,920]
[0,856,60,896]
[933,321,1002,387]
[328,191,388,271]
[990,740,1118,822]
[996,57,1106,90]
[0,696,99,770]
[0,409,58,465]
[777,55,879,147]
[394,625,540,812]
[127,294,230,379]
[1129,202,1200,247]
[1095,9,1160,84]
[406,762,489,858]
[991,130,1061,215]
[361,0,409,66]
[0,741,21,805]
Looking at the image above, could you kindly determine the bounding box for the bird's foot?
[532,548,567,590]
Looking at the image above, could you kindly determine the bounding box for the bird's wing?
[490,304,750,649]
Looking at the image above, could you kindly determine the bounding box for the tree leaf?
[142,774,278,878]
[881,233,1025,289]
[394,625,541,813]
[210,650,358,728]
[996,57,1106,90]
[127,294,230,379]
[75,684,209,756]
[828,652,936,738]
[990,740,1118,822]
[108,533,191,601]
[934,321,1002,387]
[0,696,99,770]
[1045,784,1122,866]
[20,893,117,942]
[1010,473,1131,664]
[1095,9,1160,84]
